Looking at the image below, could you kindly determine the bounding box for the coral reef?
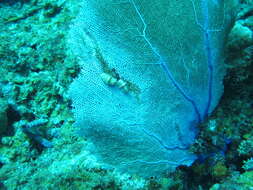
[0,0,252,189]
[0,98,8,135]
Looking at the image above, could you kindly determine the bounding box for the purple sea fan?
[68,0,237,177]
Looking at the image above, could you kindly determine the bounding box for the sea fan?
[68,0,236,177]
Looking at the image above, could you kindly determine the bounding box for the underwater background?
[0,0,252,189]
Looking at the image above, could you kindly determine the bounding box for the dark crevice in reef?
[0,0,32,7]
